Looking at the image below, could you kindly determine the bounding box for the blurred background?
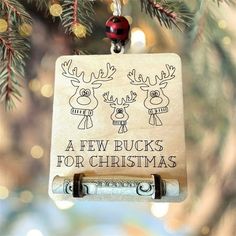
[0,1,236,236]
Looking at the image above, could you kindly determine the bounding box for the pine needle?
[140,0,192,30]
[61,0,94,35]
[1,0,32,25]
[26,0,49,11]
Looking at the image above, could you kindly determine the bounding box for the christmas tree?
[0,1,236,236]
[0,0,196,109]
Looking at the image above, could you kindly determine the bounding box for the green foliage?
[0,0,235,110]
[0,0,32,110]
[26,0,49,11]
[1,0,32,25]
[61,0,94,35]
[140,0,192,29]
[0,31,30,110]
[182,0,236,152]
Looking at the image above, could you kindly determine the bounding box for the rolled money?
[52,174,179,199]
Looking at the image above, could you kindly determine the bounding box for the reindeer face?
[78,88,92,105]
[146,88,162,105]
[143,86,168,109]
[70,82,98,110]
[61,60,116,130]
[128,65,176,126]
[103,91,136,133]
[110,104,129,121]
[128,65,176,110]
[61,60,116,111]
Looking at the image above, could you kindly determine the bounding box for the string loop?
[112,0,122,16]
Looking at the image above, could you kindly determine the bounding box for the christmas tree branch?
[140,0,191,29]
[0,0,234,110]
[0,31,30,110]
[61,0,94,36]
[26,0,49,11]
[0,0,31,110]
[1,0,32,24]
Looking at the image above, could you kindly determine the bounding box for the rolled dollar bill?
[52,174,179,200]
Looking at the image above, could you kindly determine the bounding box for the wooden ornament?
[49,54,186,202]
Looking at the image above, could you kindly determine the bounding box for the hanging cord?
[112,0,122,16]
[110,0,126,54]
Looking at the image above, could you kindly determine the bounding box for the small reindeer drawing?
[128,64,175,126]
[61,60,116,129]
[103,91,137,133]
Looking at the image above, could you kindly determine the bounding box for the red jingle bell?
[105,16,130,45]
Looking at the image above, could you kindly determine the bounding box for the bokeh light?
[41,84,53,98]
[125,15,133,25]
[72,23,87,38]
[0,185,9,200]
[54,200,74,210]
[19,190,34,203]
[26,229,44,236]
[150,203,169,218]
[0,18,8,33]
[201,226,210,235]
[30,145,44,159]
[19,23,33,37]
[218,19,227,29]
[222,36,231,45]
[49,3,63,17]
[130,27,146,52]
[29,79,41,92]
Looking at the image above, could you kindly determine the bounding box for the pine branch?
[0,31,30,110]
[184,1,236,101]
[140,0,191,30]
[0,32,29,61]
[61,0,94,36]
[26,0,49,11]
[1,0,32,25]
[0,0,31,110]
[0,59,23,110]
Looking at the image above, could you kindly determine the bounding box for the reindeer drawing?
[61,60,116,129]
[128,64,176,126]
[103,91,137,133]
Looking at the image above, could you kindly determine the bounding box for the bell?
[105,16,130,45]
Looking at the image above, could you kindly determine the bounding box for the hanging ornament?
[105,16,130,45]
[18,23,33,37]
[0,18,8,33]
[105,0,130,54]
[49,0,186,203]
[49,0,63,17]
[72,23,87,38]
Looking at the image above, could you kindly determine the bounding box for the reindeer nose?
[115,113,124,119]
[77,96,91,106]
[150,97,163,105]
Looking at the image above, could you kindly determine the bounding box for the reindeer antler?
[127,69,150,90]
[158,64,176,88]
[61,60,85,82]
[129,65,176,89]
[103,92,117,105]
[122,91,137,105]
[91,63,116,87]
